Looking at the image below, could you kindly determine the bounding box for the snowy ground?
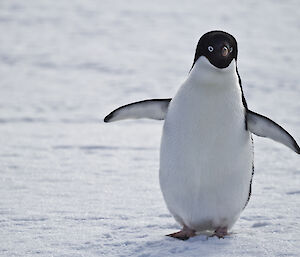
[1,0,300,256]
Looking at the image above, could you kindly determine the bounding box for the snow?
[0,0,300,256]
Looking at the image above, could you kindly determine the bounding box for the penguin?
[104,31,300,240]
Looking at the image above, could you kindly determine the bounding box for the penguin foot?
[166,225,196,240]
[211,227,228,239]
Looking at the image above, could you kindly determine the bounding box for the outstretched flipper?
[104,101,300,154]
[104,98,171,123]
[247,110,300,154]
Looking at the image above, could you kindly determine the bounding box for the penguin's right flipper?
[104,98,171,123]
[247,110,300,154]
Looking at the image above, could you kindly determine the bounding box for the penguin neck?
[187,56,238,92]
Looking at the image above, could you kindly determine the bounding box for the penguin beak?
[221,46,229,57]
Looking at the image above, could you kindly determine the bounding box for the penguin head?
[191,31,238,70]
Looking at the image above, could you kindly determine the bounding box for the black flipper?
[104,99,171,123]
[247,110,300,154]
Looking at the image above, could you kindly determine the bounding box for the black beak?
[221,46,229,57]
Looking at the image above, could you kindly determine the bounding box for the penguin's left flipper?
[104,98,171,123]
[247,110,300,154]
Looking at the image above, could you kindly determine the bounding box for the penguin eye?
[230,47,233,53]
[208,46,214,52]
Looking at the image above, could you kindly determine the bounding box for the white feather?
[159,56,253,231]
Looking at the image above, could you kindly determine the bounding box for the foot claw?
[166,232,190,241]
[166,226,196,241]
[210,227,228,239]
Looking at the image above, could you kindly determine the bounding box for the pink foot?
[166,225,196,241]
[211,227,228,239]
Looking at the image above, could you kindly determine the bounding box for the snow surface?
[1,0,300,256]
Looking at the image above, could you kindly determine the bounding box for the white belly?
[159,58,253,231]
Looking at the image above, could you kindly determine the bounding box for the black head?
[191,31,238,69]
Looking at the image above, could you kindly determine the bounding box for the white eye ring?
[230,47,233,53]
[208,46,214,52]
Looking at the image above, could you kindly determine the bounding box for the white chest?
[159,57,253,231]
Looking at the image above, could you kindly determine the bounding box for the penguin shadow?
[131,227,235,256]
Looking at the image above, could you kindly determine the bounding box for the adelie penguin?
[104,31,300,240]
